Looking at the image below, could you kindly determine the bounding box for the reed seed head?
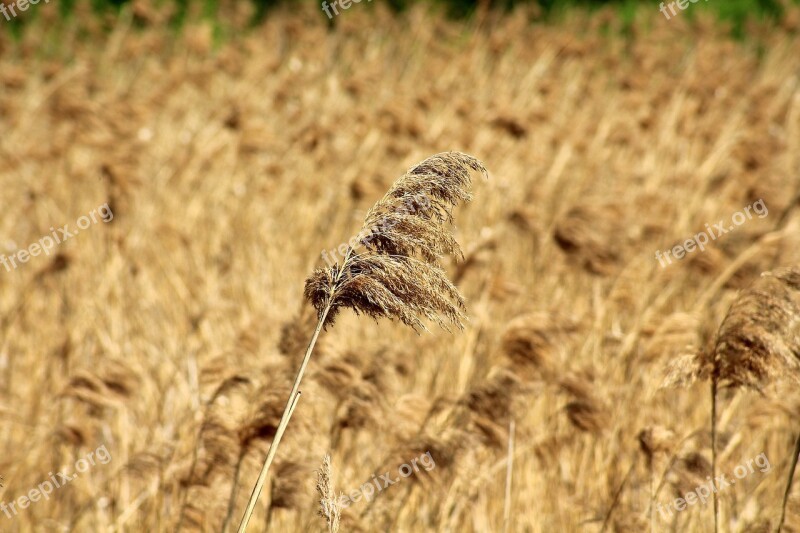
[304,152,487,331]
[316,454,341,533]
[714,266,800,389]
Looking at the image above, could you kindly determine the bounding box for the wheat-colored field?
[2,2,800,532]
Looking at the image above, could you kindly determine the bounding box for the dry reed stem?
[711,379,719,533]
[237,386,305,532]
[502,419,515,533]
[777,432,800,533]
[706,266,800,533]
[237,152,484,531]
[638,425,676,532]
[600,460,637,533]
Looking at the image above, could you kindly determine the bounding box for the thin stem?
[600,459,636,533]
[221,449,247,533]
[648,459,654,533]
[236,306,330,533]
[711,378,719,533]
[222,393,303,533]
[502,419,515,533]
[777,432,800,533]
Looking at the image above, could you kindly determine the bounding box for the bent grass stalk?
[705,266,800,533]
[232,386,303,531]
[236,152,486,532]
[502,419,515,533]
[777,432,800,533]
[235,311,325,533]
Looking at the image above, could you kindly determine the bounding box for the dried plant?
[638,425,676,530]
[237,152,486,532]
[305,152,487,331]
[501,311,581,382]
[564,400,610,434]
[702,266,800,533]
[553,203,625,275]
[316,455,341,533]
[10,9,800,533]
[503,419,515,533]
[265,459,309,529]
[713,267,800,389]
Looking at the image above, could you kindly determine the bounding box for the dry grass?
[714,266,800,389]
[239,151,483,531]
[2,1,800,532]
[316,455,341,533]
[305,151,486,330]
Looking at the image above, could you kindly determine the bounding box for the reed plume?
[704,266,800,533]
[316,455,341,533]
[713,267,800,389]
[305,152,487,331]
[237,152,486,532]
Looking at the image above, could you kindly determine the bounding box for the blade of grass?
[236,305,330,533]
[777,432,800,533]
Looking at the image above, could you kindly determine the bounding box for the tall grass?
[236,153,486,531]
[2,3,800,532]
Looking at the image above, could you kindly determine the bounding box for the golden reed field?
[2,2,800,531]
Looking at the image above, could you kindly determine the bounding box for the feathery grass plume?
[463,366,520,448]
[60,358,140,410]
[334,379,386,433]
[670,452,713,498]
[237,152,486,532]
[502,314,558,379]
[312,351,396,438]
[558,368,597,403]
[270,460,307,510]
[564,400,610,434]
[501,311,582,382]
[553,203,625,275]
[714,267,800,389]
[305,151,487,331]
[316,455,341,533]
[702,266,800,533]
[554,367,610,434]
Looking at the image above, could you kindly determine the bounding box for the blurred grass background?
[2,0,800,529]
[1,0,799,38]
